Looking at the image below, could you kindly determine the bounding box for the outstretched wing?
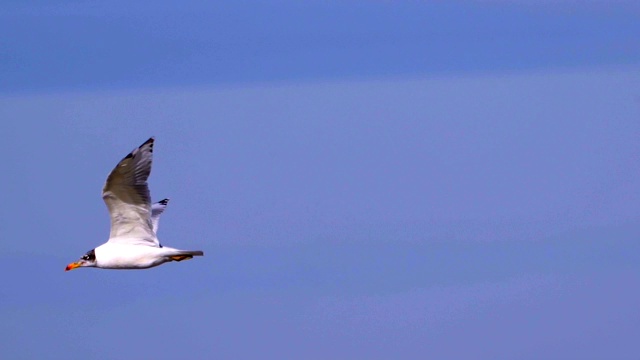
[151,198,169,234]
[102,137,159,247]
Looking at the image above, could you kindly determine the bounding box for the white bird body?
[66,137,204,271]
[94,243,184,269]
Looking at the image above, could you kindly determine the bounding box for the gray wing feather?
[151,198,169,234]
[102,137,159,246]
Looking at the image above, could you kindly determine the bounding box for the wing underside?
[151,198,169,234]
[102,137,160,247]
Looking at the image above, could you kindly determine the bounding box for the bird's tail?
[169,250,204,262]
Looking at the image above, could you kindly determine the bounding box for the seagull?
[65,137,204,271]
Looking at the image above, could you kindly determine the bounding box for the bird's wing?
[102,137,159,247]
[151,198,169,234]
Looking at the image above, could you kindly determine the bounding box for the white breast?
[95,243,169,269]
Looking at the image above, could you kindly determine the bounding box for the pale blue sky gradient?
[1,1,640,359]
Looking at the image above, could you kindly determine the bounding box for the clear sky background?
[1,1,640,359]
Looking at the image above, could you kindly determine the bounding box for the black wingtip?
[140,137,155,153]
[142,136,154,147]
[122,137,154,160]
[158,198,170,205]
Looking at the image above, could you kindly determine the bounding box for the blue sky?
[1,1,640,359]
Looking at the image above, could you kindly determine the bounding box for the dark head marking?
[81,249,96,261]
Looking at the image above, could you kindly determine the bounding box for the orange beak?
[65,262,81,271]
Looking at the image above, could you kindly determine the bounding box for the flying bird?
[65,137,204,271]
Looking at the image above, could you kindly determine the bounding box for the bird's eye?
[82,249,96,261]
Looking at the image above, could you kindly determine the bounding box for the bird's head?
[65,249,97,271]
